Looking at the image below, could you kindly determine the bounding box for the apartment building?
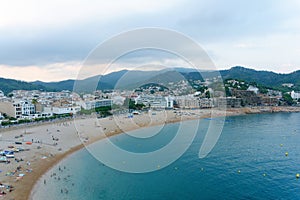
[0,101,22,118]
[175,96,200,109]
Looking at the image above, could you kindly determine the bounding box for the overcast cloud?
[0,0,300,81]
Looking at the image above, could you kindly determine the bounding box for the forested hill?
[219,66,300,91]
[0,78,49,95]
[0,66,299,94]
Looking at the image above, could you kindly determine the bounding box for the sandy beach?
[0,106,299,200]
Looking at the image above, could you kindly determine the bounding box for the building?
[166,96,174,108]
[135,95,169,109]
[134,95,174,109]
[291,91,300,100]
[44,105,81,115]
[175,96,200,109]
[80,99,113,110]
[282,83,294,88]
[21,100,35,116]
[216,97,242,108]
[0,100,37,119]
[267,89,282,98]
[0,101,22,118]
[199,98,213,108]
[247,86,259,94]
[231,89,261,106]
[261,97,279,106]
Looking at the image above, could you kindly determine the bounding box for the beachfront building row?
[0,99,81,119]
[139,94,277,109]
[133,95,214,109]
[216,96,277,108]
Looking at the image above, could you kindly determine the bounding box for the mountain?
[0,78,49,95]
[98,70,128,87]
[1,66,300,94]
[219,66,300,90]
[181,72,205,82]
[32,80,75,91]
[32,76,114,93]
[104,69,172,89]
[32,69,169,92]
[141,70,187,86]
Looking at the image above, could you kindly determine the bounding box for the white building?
[282,83,294,88]
[291,91,300,100]
[135,95,174,109]
[247,86,259,94]
[21,100,35,116]
[165,96,174,108]
[44,106,81,115]
[79,99,113,110]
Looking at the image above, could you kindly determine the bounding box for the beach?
[0,106,299,200]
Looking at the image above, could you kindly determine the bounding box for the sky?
[0,0,300,81]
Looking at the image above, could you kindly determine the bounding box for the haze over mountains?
[0,66,299,95]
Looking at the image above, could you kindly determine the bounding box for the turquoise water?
[32,113,300,200]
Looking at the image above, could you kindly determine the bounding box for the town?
[0,78,299,127]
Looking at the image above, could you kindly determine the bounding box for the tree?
[283,93,293,105]
[225,86,231,97]
[32,99,38,105]
[205,91,211,98]
[128,99,145,110]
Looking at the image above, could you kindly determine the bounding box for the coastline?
[1,106,300,200]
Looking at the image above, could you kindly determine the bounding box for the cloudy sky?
[1,0,300,81]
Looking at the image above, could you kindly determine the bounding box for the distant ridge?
[0,66,299,94]
[32,79,75,91]
[0,77,49,95]
[220,66,300,89]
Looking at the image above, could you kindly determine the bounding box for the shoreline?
[1,106,300,200]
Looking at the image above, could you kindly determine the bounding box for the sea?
[31,112,300,200]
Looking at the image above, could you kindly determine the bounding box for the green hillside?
[0,78,49,95]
